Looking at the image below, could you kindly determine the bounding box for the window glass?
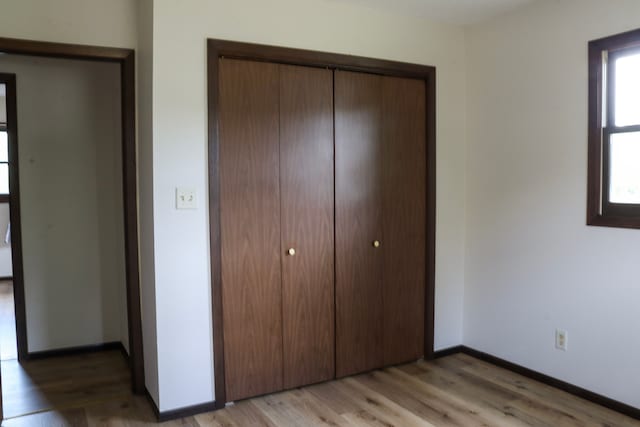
[614,53,640,127]
[609,132,640,204]
[0,131,8,163]
[0,163,8,195]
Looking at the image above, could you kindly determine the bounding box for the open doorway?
[0,84,16,363]
[0,39,143,422]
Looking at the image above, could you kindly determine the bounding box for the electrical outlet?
[555,329,568,351]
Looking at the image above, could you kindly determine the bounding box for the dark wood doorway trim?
[207,39,436,408]
[0,37,144,395]
[0,72,26,367]
[0,72,17,421]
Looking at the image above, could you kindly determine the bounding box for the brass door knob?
[373,240,381,248]
[287,248,296,256]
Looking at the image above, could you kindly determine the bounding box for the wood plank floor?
[0,281,17,361]
[2,349,131,419]
[3,352,638,426]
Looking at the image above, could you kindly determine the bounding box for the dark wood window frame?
[588,28,640,229]
[207,39,436,408]
[0,38,145,403]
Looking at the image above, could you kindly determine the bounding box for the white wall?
[0,204,12,278]
[0,55,129,353]
[150,0,467,411]
[465,0,640,409]
[136,0,160,406]
[0,0,136,49]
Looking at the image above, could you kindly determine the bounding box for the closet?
[217,56,427,402]
[335,70,426,378]
[219,59,335,402]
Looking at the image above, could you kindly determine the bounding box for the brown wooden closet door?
[335,70,384,377]
[280,65,335,389]
[381,76,426,365]
[219,59,283,401]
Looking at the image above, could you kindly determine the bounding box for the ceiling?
[334,0,535,25]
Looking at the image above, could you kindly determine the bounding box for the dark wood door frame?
[0,72,17,420]
[0,73,25,367]
[207,39,436,407]
[0,37,144,395]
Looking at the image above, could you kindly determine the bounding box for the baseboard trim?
[432,345,464,359]
[145,389,160,419]
[146,389,217,422]
[145,344,638,422]
[26,341,127,360]
[446,346,640,421]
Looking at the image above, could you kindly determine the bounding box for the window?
[588,29,640,228]
[0,81,8,203]
[0,128,8,197]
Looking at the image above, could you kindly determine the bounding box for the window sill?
[587,214,640,230]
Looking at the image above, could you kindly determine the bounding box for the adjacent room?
[0,0,639,426]
[0,52,141,422]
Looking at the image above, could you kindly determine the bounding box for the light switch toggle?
[176,187,198,209]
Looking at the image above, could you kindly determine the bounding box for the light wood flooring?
[3,352,639,426]
[0,281,17,361]
[2,350,131,420]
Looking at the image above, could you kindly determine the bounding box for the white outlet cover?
[176,187,197,209]
[555,329,568,351]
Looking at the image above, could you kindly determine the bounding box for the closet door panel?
[381,76,426,365]
[335,70,384,378]
[219,59,283,401]
[280,64,335,388]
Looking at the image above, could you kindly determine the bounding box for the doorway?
[0,38,143,422]
[0,84,15,363]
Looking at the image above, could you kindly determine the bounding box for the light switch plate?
[176,187,197,209]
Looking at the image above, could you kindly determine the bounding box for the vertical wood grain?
[381,76,426,365]
[279,64,335,389]
[219,59,283,401]
[334,70,384,378]
[208,39,437,404]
